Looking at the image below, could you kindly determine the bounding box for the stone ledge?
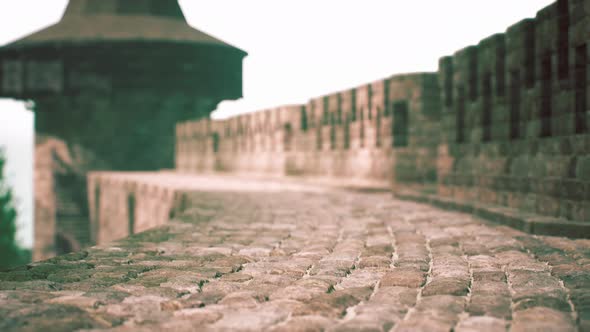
[395,189,590,239]
[217,172,392,193]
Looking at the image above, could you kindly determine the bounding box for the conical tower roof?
[4,0,245,54]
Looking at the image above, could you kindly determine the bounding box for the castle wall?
[174,0,588,224]
[437,0,590,222]
[176,73,441,190]
[79,0,590,245]
[87,172,182,245]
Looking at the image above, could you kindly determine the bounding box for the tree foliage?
[0,148,30,270]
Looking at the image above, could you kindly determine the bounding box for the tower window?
[117,0,150,15]
[376,107,382,147]
[284,124,293,151]
[309,103,316,128]
[300,106,308,132]
[368,85,373,120]
[457,86,466,143]
[510,70,521,139]
[575,44,588,133]
[211,132,220,153]
[323,96,329,125]
[330,113,336,150]
[524,23,536,88]
[384,79,391,116]
[337,94,343,124]
[351,89,357,122]
[540,53,553,137]
[344,116,350,149]
[468,48,478,101]
[360,108,365,147]
[127,194,135,235]
[393,101,409,147]
[445,58,454,107]
[496,40,506,96]
[557,0,570,80]
[482,73,492,142]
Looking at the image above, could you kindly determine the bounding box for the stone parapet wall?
[176,73,441,190]
[86,173,329,246]
[87,172,182,245]
[437,0,590,222]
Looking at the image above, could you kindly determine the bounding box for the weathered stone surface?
[393,295,465,331]
[455,316,507,332]
[337,269,384,289]
[369,287,418,309]
[357,256,391,269]
[345,286,417,329]
[468,281,512,318]
[0,304,114,331]
[508,270,571,312]
[1,183,589,330]
[294,287,373,318]
[218,291,259,309]
[380,268,426,288]
[329,319,393,332]
[510,307,576,332]
[422,277,470,296]
[269,315,335,332]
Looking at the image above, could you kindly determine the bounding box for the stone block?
[455,317,508,332]
[422,277,470,297]
[380,268,426,288]
[511,307,576,332]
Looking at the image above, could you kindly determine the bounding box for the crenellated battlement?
[176,72,441,189]
[2,2,590,329]
[436,0,589,222]
[174,0,589,225]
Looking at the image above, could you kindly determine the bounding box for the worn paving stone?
[293,287,373,318]
[269,315,335,332]
[508,270,571,312]
[345,286,417,330]
[454,316,508,332]
[422,277,470,296]
[510,307,576,332]
[468,281,512,319]
[218,291,260,309]
[357,256,391,269]
[362,244,393,257]
[380,268,426,288]
[210,300,298,331]
[336,269,384,289]
[1,181,590,330]
[328,318,394,332]
[393,295,465,332]
[0,304,116,331]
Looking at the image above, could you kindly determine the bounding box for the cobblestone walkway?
[1,185,590,331]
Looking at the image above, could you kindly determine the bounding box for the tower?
[0,0,246,260]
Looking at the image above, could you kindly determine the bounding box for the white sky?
[0,0,554,248]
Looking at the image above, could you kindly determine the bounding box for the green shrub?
[0,148,30,271]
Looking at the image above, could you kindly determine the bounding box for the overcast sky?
[0,0,554,248]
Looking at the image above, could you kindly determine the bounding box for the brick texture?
[2,175,588,331]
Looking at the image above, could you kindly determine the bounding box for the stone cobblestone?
[1,180,589,331]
